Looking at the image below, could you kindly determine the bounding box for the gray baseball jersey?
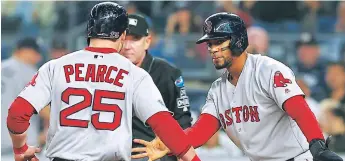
[18,48,168,161]
[1,57,40,153]
[202,54,312,161]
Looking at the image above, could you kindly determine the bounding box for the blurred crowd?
[2,1,345,160]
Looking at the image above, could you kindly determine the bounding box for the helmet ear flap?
[87,19,95,36]
[86,18,95,45]
[228,36,241,56]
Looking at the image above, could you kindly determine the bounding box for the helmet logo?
[235,40,242,48]
[110,31,119,38]
[235,35,245,48]
[204,21,212,34]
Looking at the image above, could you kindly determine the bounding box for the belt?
[286,158,294,161]
[53,158,74,161]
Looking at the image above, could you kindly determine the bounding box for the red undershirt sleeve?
[283,95,324,142]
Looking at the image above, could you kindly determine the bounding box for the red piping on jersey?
[84,47,118,54]
[7,97,36,134]
[146,111,192,157]
[185,113,220,148]
[284,95,324,142]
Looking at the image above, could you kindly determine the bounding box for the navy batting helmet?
[87,2,128,44]
[196,12,248,56]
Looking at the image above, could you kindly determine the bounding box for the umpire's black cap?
[127,14,149,37]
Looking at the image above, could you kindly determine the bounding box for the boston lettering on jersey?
[219,105,260,129]
[63,64,129,87]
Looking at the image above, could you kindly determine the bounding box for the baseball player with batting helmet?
[131,12,343,161]
[6,2,201,161]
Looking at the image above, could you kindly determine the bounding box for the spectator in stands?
[196,130,243,159]
[325,62,345,104]
[126,2,138,14]
[165,2,190,35]
[296,78,320,119]
[15,1,40,37]
[301,1,321,33]
[50,38,68,59]
[1,37,48,160]
[324,105,345,153]
[250,1,301,32]
[148,28,174,63]
[301,1,339,33]
[165,2,201,35]
[246,26,269,55]
[34,1,56,28]
[13,1,55,36]
[294,32,328,102]
[319,99,341,135]
[216,0,253,27]
[335,1,345,33]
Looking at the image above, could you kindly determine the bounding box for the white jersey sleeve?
[19,61,53,113]
[263,62,304,109]
[133,73,169,123]
[201,84,218,119]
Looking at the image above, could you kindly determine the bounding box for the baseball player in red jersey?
[131,13,343,161]
[6,2,200,161]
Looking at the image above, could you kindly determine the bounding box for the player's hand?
[131,137,171,161]
[309,139,343,161]
[14,146,41,161]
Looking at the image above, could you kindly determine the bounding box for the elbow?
[7,97,36,134]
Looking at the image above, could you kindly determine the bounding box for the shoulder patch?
[175,76,185,88]
[26,72,39,87]
[273,71,292,88]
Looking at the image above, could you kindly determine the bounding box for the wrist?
[309,138,325,146]
[13,143,28,154]
[309,139,327,156]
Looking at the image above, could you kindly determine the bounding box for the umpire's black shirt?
[132,52,192,148]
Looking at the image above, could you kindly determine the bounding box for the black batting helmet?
[196,12,248,56]
[87,2,128,44]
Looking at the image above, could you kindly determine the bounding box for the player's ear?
[120,30,127,42]
[144,35,152,50]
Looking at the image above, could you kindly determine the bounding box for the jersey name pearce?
[63,64,129,87]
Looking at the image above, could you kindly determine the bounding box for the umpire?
[120,14,192,161]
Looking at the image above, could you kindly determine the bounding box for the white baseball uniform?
[202,54,313,161]
[18,48,169,161]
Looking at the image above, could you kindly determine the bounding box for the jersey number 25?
[60,87,124,131]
